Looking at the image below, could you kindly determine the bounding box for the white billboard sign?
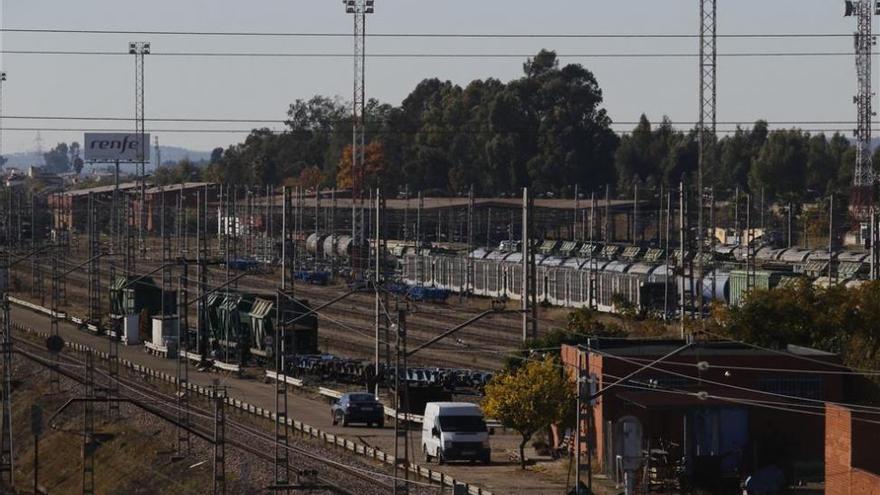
[83,133,151,162]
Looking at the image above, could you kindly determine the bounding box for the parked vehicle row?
[290,354,493,392]
[327,396,493,465]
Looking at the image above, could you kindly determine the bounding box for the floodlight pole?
[697,0,716,324]
[129,41,150,259]
[344,0,374,281]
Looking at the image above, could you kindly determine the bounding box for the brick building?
[825,403,880,494]
[48,182,143,232]
[561,339,844,488]
[133,182,219,232]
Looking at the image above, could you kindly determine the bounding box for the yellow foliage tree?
[482,356,574,469]
[298,166,324,191]
[336,141,386,189]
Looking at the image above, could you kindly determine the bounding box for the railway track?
[14,253,533,369]
[9,328,433,495]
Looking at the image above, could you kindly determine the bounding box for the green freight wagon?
[109,275,165,317]
[728,270,785,307]
[206,291,319,366]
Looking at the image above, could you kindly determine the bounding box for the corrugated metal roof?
[144,182,212,194]
[63,182,144,197]
[250,298,273,319]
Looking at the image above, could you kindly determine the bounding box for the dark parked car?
[331,392,385,427]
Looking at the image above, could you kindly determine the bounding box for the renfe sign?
[83,133,151,162]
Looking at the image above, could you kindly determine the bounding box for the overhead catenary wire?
[0,27,856,39]
[0,126,872,136]
[589,347,880,415]
[21,342,436,490]
[0,114,867,126]
[701,328,880,375]
[0,49,866,59]
[499,349,880,424]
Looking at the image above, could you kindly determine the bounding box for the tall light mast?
[129,41,150,258]
[697,0,717,321]
[343,0,374,280]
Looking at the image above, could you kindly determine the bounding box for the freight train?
[401,244,872,314]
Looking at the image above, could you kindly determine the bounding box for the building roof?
[62,182,145,197]
[579,339,836,359]
[143,182,214,194]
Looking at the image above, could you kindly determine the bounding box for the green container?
[728,270,784,307]
[109,275,163,317]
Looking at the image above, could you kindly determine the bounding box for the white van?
[421,402,491,465]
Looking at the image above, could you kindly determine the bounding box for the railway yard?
[4,1,880,491]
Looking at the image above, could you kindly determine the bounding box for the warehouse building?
[561,339,844,491]
[48,182,144,232]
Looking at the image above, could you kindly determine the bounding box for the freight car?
[206,291,318,366]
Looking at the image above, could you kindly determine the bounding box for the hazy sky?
[0,0,869,155]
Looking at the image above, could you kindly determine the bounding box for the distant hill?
[3,146,212,171]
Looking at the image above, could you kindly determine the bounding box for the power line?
[0,115,867,126]
[0,28,855,39]
[0,126,871,136]
[0,49,863,59]
[590,347,880,415]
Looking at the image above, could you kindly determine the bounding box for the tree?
[482,356,574,468]
[43,142,71,173]
[210,147,224,164]
[336,141,387,189]
[749,130,808,202]
[718,279,880,389]
[154,159,201,185]
[298,166,324,191]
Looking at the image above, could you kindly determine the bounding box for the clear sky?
[0,0,869,155]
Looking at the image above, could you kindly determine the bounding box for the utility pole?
[129,41,150,259]
[664,191,672,319]
[678,180,686,337]
[155,136,161,172]
[50,246,61,390]
[829,194,835,282]
[197,187,209,360]
[521,188,530,342]
[212,384,227,495]
[0,185,13,488]
[872,208,879,280]
[112,160,120,254]
[574,352,589,493]
[632,182,638,244]
[373,189,382,395]
[415,191,422,284]
[274,187,293,493]
[603,185,610,245]
[87,193,101,326]
[589,193,597,310]
[82,351,95,495]
[746,194,754,289]
[393,307,410,495]
[697,0,717,323]
[107,261,120,421]
[176,273,190,458]
[0,71,6,190]
[467,185,475,295]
